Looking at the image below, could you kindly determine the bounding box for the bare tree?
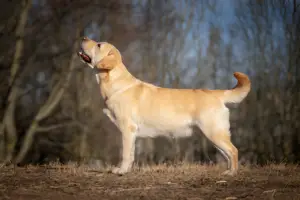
[1,0,32,163]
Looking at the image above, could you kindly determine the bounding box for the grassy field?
[0,163,300,200]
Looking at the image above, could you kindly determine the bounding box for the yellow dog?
[78,37,251,175]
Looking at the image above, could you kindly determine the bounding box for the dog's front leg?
[112,123,137,175]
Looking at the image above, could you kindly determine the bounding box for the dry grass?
[0,163,300,200]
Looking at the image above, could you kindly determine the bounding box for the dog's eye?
[97,43,101,48]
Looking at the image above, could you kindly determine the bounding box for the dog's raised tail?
[208,72,251,104]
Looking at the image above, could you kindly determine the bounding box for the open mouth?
[78,51,91,63]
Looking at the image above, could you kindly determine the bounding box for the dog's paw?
[111,167,130,175]
[103,109,117,124]
[103,109,112,118]
[222,170,237,176]
[103,108,109,115]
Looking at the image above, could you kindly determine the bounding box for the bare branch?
[10,0,32,86]
[36,122,77,133]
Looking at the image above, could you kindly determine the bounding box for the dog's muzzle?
[78,51,91,63]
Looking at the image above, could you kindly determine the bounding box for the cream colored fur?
[78,37,251,176]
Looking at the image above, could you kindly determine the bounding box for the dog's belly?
[136,123,193,138]
[134,112,195,138]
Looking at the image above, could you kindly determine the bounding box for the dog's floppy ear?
[96,48,122,70]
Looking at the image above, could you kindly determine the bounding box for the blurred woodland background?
[0,0,299,168]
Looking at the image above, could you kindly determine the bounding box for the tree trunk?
[1,0,32,164]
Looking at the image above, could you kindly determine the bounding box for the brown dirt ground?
[0,163,300,200]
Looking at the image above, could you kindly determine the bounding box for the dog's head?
[78,37,122,70]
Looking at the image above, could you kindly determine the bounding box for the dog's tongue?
[78,51,91,63]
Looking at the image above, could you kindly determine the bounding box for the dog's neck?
[96,63,138,102]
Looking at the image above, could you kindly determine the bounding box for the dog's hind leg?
[209,130,238,175]
[197,107,238,176]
